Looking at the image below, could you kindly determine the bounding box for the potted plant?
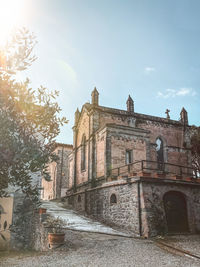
[46,216,65,249]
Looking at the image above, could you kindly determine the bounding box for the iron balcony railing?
[110,160,197,178]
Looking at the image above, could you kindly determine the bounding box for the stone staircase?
[41,200,131,237]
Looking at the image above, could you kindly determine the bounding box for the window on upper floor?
[81,134,86,171]
[156,137,164,171]
[126,150,132,165]
[156,138,164,163]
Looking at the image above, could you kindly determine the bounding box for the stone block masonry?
[65,177,200,238]
[67,180,140,235]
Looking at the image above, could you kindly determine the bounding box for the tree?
[0,28,68,202]
[191,127,200,177]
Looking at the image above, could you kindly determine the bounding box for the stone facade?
[67,180,140,235]
[141,178,200,237]
[41,143,73,200]
[66,177,200,237]
[68,89,192,191]
[65,88,199,237]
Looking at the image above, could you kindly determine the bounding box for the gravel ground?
[1,231,200,267]
[161,234,200,257]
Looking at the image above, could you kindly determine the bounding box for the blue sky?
[8,0,200,143]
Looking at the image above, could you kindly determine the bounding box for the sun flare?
[0,0,28,46]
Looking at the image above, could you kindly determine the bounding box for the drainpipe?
[137,180,142,237]
[73,128,78,193]
[88,113,91,182]
[59,146,64,198]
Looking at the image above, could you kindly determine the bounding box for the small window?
[110,194,117,204]
[78,195,81,202]
[126,150,132,164]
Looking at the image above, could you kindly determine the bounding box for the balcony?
[109,160,199,182]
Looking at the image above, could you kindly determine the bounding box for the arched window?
[156,137,164,170]
[110,194,117,204]
[81,134,86,171]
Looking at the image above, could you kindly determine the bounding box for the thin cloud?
[157,88,196,98]
[145,67,156,74]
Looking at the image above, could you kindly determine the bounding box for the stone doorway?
[163,191,189,233]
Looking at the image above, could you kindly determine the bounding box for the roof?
[77,102,187,127]
[54,142,73,149]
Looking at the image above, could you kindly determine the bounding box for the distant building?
[65,88,200,237]
[41,143,73,200]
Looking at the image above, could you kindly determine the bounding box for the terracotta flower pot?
[39,208,47,214]
[48,233,65,249]
[184,177,192,182]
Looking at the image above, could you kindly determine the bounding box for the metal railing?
[110,160,196,178]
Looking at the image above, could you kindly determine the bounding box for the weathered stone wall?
[68,153,74,189]
[67,181,140,235]
[32,213,49,251]
[10,192,36,250]
[137,120,189,167]
[69,103,192,192]
[99,111,135,129]
[76,142,89,185]
[5,192,49,251]
[66,178,200,238]
[141,179,200,237]
[110,135,147,169]
[96,129,106,178]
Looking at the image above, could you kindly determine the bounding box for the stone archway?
[163,191,189,233]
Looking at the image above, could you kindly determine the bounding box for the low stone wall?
[32,213,49,251]
[7,192,49,251]
[66,180,140,235]
[9,192,36,250]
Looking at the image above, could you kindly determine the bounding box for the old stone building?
[41,143,73,200]
[66,88,200,237]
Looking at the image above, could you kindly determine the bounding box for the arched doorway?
[163,191,189,233]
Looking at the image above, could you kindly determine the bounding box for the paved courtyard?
[1,201,200,267]
[1,231,200,267]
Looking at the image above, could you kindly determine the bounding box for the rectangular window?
[126,150,132,164]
